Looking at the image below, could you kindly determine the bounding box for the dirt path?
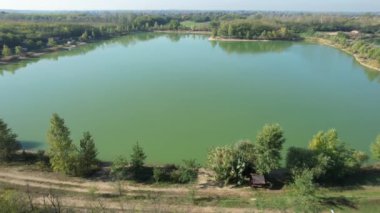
[0,166,252,198]
[0,166,262,212]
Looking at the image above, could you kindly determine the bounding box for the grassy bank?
[306,37,380,72]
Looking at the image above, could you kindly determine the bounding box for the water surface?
[1,33,380,163]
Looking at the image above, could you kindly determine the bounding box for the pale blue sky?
[0,0,379,12]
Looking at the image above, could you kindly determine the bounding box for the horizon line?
[1,9,379,13]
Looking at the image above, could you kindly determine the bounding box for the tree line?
[1,116,380,184]
[1,11,379,58]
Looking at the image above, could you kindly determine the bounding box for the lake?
[1,33,380,164]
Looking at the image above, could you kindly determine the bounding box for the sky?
[0,0,379,12]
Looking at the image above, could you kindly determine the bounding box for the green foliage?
[80,31,89,41]
[14,46,23,55]
[153,160,199,184]
[153,164,178,183]
[46,113,77,175]
[173,159,200,184]
[207,145,235,185]
[77,131,98,177]
[255,123,285,175]
[289,169,321,212]
[286,147,317,171]
[0,190,30,213]
[47,37,57,47]
[0,119,20,161]
[168,20,180,30]
[1,45,12,57]
[110,156,129,180]
[130,142,146,170]
[208,140,255,185]
[371,135,380,160]
[216,20,299,40]
[309,129,368,182]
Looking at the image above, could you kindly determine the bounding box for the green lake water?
[1,33,380,164]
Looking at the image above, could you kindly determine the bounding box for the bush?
[153,164,178,183]
[173,160,200,184]
[153,160,200,184]
[207,140,256,185]
[110,156,129,180]
[289,169,321,212]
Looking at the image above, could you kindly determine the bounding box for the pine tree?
[47,113,77,175]
[130,142,146,169]
[77,131,98,176]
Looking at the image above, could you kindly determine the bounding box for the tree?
[2,45,12,57]
[228,24,233,38]
[14,46,23,55]
[255,124,285,174]
[80,31,88,41]
[47,114,77,175]
[0,119,20,161]
[77,131,98,177]
[371,135,380,160]
[168,20,180,30]
[309,129,368,182]
[47,38,57,47]
[130,142,146,169]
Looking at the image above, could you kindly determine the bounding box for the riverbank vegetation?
[1,11,380,70]
[1,115,380,212]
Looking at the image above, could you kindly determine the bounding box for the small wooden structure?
[250,174,267,188]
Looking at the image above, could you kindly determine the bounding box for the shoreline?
[0,43,88,66]
[2,33,379,72]
[306,37,380,72]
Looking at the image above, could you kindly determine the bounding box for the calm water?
[1,33,380,163]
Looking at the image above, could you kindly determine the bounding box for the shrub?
[208,140,256,185]
[207,145,235,185]
[110,156,129,180]
[289,169,321,212]
[153,164,178,183]
[173,160,200,184]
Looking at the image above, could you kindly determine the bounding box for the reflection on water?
[2,32,380,83]
[0,33,165,74]
[210,40,293,55]
[363,68,380,83]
